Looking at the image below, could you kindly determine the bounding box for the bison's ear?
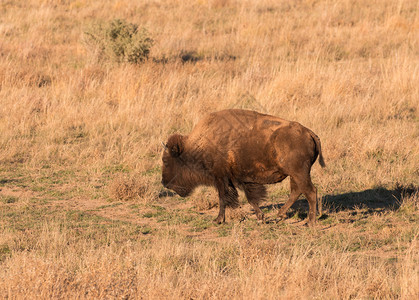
[166,134,185,158]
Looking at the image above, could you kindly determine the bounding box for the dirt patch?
[0,186,39,204]
[52,197,148,226]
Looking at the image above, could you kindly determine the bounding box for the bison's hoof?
[213,217,225,224]
[307,220,316,227]
[256,213,265,224]
[277,213,287,220]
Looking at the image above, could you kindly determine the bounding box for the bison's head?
[161,134,193,197]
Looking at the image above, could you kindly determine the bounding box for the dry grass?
[0,201,418,299]
[108,173,152,202]
[0,0,418,298]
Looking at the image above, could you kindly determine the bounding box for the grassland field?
[0,0,418,298]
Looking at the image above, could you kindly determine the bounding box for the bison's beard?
[162,178,192,197]
[162,180,192,197]
[162,165,213,198]
[175,189,191,197]
[170,185,192,197]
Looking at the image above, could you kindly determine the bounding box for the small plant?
[0,196,18,204]
[0,244,11,262]
[84,19,154,64]
[397,191,419,217]
[191,187,218,211]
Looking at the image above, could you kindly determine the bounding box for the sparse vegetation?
[0,0,418,298]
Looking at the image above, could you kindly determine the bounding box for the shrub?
[84,19,154,64]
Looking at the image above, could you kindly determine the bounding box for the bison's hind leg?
[277,174,317,226]
[277,177,302,220]
[243,183,267,221]
[303,181,317,226]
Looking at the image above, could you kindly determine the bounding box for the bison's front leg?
[243,183,266,221]
[214,178,239,224]
[214,199,226,224]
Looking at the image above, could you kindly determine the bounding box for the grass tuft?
[107,174,151,202]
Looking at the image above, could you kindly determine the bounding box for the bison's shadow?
[261,184,417,219]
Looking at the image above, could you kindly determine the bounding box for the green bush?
[84,19,154,64]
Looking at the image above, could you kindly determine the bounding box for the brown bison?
[161,109,325,226]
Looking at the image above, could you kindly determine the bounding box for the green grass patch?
[0,244,11,262]
[0,195,18,204]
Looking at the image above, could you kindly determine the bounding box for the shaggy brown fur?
[161,109,325,226]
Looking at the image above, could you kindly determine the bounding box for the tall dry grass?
[0,0,418,298]
[0,213,418,299]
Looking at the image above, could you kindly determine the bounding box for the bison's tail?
[310,131,326,168]
[318,149,326,168]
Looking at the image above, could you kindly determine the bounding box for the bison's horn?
[161,142,168,149]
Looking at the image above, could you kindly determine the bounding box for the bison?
[161,109,325,226]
